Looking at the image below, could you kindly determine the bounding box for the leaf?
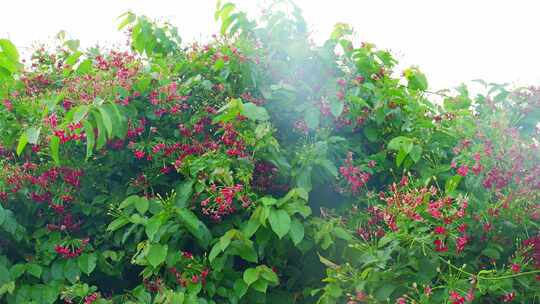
[9,264,25,280]
[445,175,462,193]
[77,253,97,275]
[374,283,397,301]
[482,247,500,260]
[134,197,149,214]
[107,216,129,232]
[396,148,408,167]
[145,215,164,241]
[387,136,413,152]
[26,264,42,279]
[363,125,378,142]
[234,279,248,298]
[0,204,5,226]
[50,136,60,164]
[176,209,212,248]
[0,39,19,62]
[348,95,370,108]
[83,121,95,159]
[304,107,320,129]
[242,102,269,121]
[73,105,89,123]
[26,127,41,145]
[16,132,28,156]
[329,99,344,117]
[251,280,268,293]
[76,59,93,75]
[243,268,259,286]
[171,292,185,303]
[409,145,422,163]
[119,195,140,209]
[333,227,353,241]
[258,265,279,284]
[147,244,168,268]
[268,209,291,239]
[64,259,80,283]
[175,179,194,208]
[288,218,304,245]
[97,107,113,137]
[50,260,64,281]
[234,242,258,263]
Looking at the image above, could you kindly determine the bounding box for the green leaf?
[242,102,269,121]
[348,95,370,108]
[268,209,291,239]
[50,136,60,164]
[175,179,195,208]
[97,107,113,137]
[304,107,320,129]
[147,244,168,268]
[363,125,378,142]
[208,243,222,262]
[171,292,185,303]
[234,279,248,298]
[243,268,259,286]
[83,121,95,159]
[0,204,5,226]
[333,227,353,241]
[0,39,19,62]
[107,216,129,232]
[396,148,408,167]
[16,132,28,155]
[329,99,344,117]
[9,264,25,280]
[135,197,149,214]
[259,265,279,284]
[64,259,80,283]
[288,218,304,245]
[251,280,268,293]
[234,242,258,263]
[76,59,93,75]
[77,253,97,275]
[445,175,462,193]
[119,195,140,209]
[73,105,90,123]
[374,283,397,301]
[176,209,212,248]
[26,264,42,279]
[50,260,64,281]
[145,215,164,241]
[388,136,413,152]
[409,145,422,163]
[26,127,41,145]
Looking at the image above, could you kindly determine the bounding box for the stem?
[439,256,540,281]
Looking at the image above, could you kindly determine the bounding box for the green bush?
[1,2,539,303]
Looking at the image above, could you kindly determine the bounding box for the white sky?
[2,0,539,91]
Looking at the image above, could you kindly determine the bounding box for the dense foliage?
[1,2,540,303]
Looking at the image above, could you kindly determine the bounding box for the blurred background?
[2,0,539,91]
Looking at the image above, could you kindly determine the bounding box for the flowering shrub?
[1,2,540,303]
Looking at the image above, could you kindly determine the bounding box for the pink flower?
[434,226,446,234]
[511,263,521,273]
[134,150,145,159]
[457,165,469,177]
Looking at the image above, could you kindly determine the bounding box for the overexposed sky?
[2,0,539,91]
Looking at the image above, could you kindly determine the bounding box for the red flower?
[502,292,515,302]
[457,165,469,177]
[511,263,521,273]
[449,291,465,304]
[434,226,446,235]
[134,150,145,159]
[434,239,448,252]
